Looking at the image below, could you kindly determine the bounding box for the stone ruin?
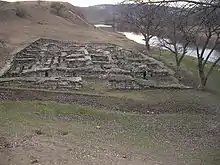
[0,38,188,91]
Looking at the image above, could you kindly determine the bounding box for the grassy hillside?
[0,101,219,165]
[151,49,220,94]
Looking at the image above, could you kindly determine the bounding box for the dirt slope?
[0,1,139,68]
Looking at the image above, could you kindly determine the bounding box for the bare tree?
[121,0,164,50]
[148,0,220,8]
[146,0,220,88]
[191,4,220,89]
[159,3,194,71]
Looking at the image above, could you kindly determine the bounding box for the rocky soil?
[0,87,218,115]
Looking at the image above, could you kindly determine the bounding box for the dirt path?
[0,87,216,115]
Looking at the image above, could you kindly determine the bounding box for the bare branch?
[146,0,220,8]
[120,0,165,50]
[202,33,220,68]
[206,57,220,81]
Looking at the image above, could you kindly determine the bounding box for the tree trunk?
[199,73,207,89]
[143,35,150,50]
[145,39,150,50]
[175,55,181,73]
[176,62,181,73]
[198,60,207,89]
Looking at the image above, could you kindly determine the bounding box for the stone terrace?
[0,38,187,91]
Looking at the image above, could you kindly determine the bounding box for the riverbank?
[93,23,220,63]
[120,32,220,63]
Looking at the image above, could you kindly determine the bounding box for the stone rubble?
[0,38,189,91]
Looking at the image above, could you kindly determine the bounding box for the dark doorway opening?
[45,71,49,77]
[143,71,146,79]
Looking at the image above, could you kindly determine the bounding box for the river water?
[94,24,113,28]
[120,32,220,63]
[94,24,220,62]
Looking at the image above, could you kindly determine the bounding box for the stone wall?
[0,77,82,90]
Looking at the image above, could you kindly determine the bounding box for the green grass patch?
[0,101,119,122]
[153,49,220,93]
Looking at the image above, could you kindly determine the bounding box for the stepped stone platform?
[0,38,189,91]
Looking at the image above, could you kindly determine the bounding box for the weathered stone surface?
[0,77,82,90]
[107,68,131,75]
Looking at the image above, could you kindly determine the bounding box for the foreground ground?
[0,101,219,165]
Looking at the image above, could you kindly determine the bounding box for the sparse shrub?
[50,2,65,16]
[15,6,27,18]
[0,39,7,59]
[0,39,6,48]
